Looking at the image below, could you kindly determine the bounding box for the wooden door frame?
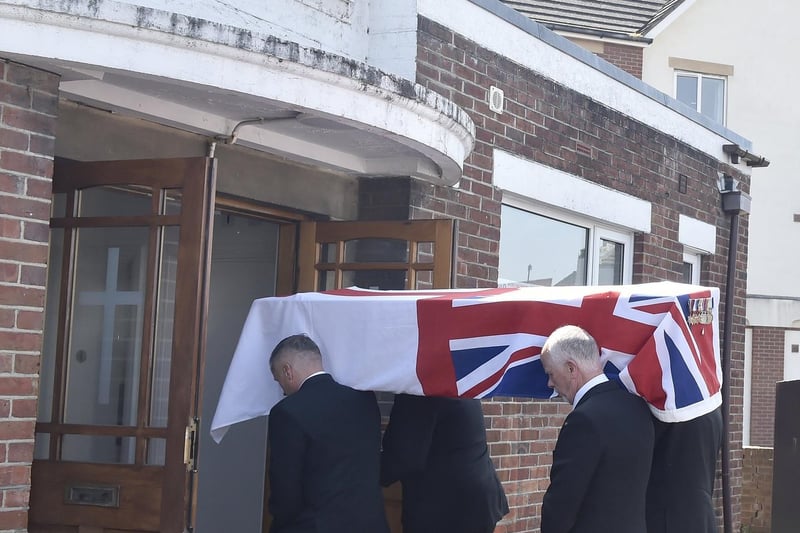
[297,219,455,292]
[212,195,312,296]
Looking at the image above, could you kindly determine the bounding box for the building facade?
[0,0,754,531]
[638,0,800,451]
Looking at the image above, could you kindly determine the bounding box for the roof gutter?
[723,144,770,168]
[543,22,653,44]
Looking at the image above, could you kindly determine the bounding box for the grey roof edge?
[639,0,689,35]
[542,22,653,44]
[466,0,752,151]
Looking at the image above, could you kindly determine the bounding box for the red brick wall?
[749,327,785,446]
[741,446,773,533]
[0,60,59,531]
[413,16,749,532]
[599,43,644,79]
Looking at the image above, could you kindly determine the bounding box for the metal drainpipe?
[719,180,751,533]
[721,209,738,533]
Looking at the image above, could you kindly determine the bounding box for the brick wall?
[0,60,59,532]
[599,42,644,79]
[413,16,749,532]
[741,446,773,533]
[749,327,784,446]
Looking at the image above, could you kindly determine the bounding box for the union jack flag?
[411,285,720,422]
[210,282,721,442]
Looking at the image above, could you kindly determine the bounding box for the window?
[676,71,726,124]
[682,251,702,285]
[498,202,633,287]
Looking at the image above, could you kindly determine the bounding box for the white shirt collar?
[299,370,327,389]
[572,373,609,407]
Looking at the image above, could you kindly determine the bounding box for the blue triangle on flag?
[450,345,509,381]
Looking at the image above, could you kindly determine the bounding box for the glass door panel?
[64,227,148,430]
[149,226,180,430]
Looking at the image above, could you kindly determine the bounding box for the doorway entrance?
[31,156,453,532]
[195,204,289,532]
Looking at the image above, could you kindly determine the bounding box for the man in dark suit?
[267,334,389,533]
[540,325,655,533]
[646,407,723,533]
[380,394,509,533]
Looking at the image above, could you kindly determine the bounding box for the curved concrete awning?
[0,1,475,185]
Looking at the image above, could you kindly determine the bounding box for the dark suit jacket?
[541,380,655,533]
[380,394,509,533]
[646,407,723,533]
[267,373,389,533]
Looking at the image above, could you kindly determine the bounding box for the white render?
[678,214,716,255]
[494,150,652,233]
[94,0,372,64]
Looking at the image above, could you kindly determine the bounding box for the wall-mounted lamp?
[722,144,770,168]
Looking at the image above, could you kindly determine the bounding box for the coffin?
[211,281,721,442]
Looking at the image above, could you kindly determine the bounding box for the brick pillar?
[0,59,59,532]
[750,327,784,446]
[598,43,643,79]
[741,446,773,533]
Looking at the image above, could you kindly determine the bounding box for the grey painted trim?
[748,294,800,302]
[467,0,752,150]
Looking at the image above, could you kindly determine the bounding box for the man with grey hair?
[540,325,654,533]
[266,334,389,533]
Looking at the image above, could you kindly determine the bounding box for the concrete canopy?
[0,0,475,185]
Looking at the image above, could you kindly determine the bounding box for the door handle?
[184,417,199,472]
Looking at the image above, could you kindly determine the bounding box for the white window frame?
[674,70,727,125]
[682,250,702,285]
[502,196,634,286]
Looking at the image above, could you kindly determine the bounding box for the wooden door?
[30,158,215,532]
[261,218,454,533]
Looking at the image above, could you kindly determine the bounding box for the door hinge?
[183,417,199,472]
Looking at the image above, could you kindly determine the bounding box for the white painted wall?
[116,0,371,62]
[367,0,418,79]
[113,0,419,78]
[642,0,800,301]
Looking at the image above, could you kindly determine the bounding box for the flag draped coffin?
[210,281,721,442]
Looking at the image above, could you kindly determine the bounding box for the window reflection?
[682,262,694,284]
[498,205,588,287]
[598,239,624,285]
[676,75,698,110]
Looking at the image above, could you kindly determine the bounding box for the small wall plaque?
[65,484,120,508]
